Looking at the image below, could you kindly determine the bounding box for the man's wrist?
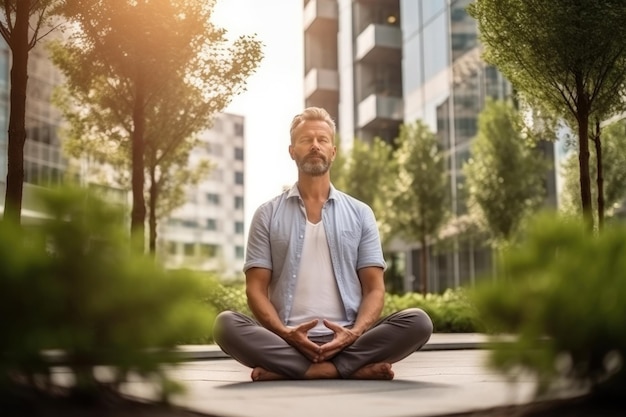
[276,325,292,340]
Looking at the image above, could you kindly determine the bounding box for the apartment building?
[303,0,557,292]
[157,113,247,280]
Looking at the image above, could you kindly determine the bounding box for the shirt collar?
[286,182,338,201]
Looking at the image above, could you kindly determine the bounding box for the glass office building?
[303,0,557,292]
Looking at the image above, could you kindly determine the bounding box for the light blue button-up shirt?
[244,183,387,325]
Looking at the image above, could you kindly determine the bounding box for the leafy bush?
[207,281,250,317]
[471,213,626,399]
[0,186,216,401]
[206,283,483,338]
[383,288,484,333]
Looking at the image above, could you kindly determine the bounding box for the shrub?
[206,283,483,338]
[470,213,626,399]
[0,186,216,401]
[383,288,484,333]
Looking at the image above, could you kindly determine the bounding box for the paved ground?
[113,334,548,417]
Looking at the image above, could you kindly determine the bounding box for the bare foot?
[349,363,394,380]
[251,367,287,382]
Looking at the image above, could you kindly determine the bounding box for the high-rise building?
[157,113,246,280]
[304,0,402,149]
[303,0,558,292]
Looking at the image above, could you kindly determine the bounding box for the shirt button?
[299,235,303,238]
[292,274,296,278]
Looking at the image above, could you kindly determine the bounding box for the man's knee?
[398,308,434,346]
[213,310,239,346]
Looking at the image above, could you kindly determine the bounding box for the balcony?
[304,68,339,102]
[355,23,401,63]
[304,0,338,35]
[357,93,403,130]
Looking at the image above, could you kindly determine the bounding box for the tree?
[391,122,449,294]
[560,119,626,222]
[329,135,348,190]
[468,0,626,230]
[464,99,548,246]
[56,76,216,254]
[143,84,215,254]
[0,0,60,224]
[331,136,396,243]
[51,0,262,252]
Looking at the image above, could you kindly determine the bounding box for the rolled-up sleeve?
[243,205,273,272]
[356,205,387,271]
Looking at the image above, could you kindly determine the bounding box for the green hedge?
[383,288,484,333]
[204,284,484,340]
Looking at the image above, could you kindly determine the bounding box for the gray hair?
[289,107,336,144]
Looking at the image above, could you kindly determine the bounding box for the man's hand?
[282,319,323,362]
[317,320,359,361]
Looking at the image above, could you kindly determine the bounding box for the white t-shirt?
[287,220,350,336]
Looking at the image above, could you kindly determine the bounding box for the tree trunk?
[3,0,30,225]
[576,83,593,230]
[593,120,604,232]
[130,77,146,252]
[420,236,429,294]
[148,166,158,255]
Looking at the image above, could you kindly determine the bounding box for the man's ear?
[288,144,295,160]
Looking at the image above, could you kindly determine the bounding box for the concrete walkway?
[117,334,546,417]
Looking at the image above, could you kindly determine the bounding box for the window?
[234,147,244,161]
[206,193,220,205]
[235,171,244,185]
[206,218,217,231]
[183,243,195,256]
[234,196,244,210]
[235,246,245,259]
[167,241,178,255]
[235,221,244,235]
[182,219,198,228]
[199,244,219,258]
[234,122,244,136]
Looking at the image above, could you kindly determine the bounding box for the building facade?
[303,0,558,292]
[157,113,247,280]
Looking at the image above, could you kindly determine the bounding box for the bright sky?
[212,0,304,228]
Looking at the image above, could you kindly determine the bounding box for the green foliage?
[0,186,216,399]
[331,136,397,244]
[49,0,263,249]
[467,0,626,228]
[383,288,483,333]
[464,99,549,244]
[561,120,626,219]
[391,121,449,244]
[207,282,251,318]
[470,213,626,398]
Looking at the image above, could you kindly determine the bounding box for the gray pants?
[213,308,433,379]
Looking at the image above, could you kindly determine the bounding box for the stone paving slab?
[120,348,538,417]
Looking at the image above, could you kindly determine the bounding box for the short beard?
[300,159,330,176]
